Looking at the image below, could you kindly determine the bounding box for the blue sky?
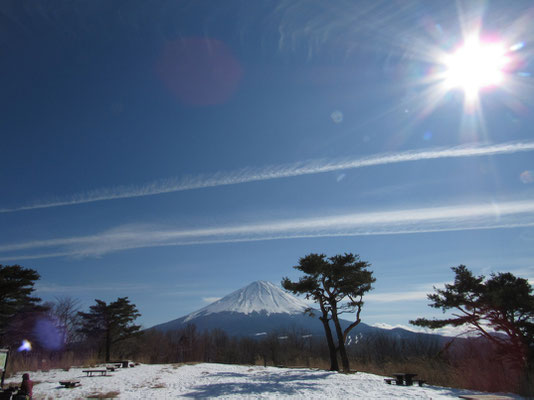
[1,0,533,330]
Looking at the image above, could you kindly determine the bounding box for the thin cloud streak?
[202,297,222,303]
[36,282,152,293]
[366,290,429,303]
[2,141,534,213]
[371,322,475,337]
[1,199,534,261]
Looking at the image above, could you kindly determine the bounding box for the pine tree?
[411,265,534,369]
[0,264,42,345]
[282,253,375,372]
[78,297,141,362]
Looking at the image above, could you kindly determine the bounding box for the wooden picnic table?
[113,360,132,368]
[384,373,425,386]
[59,380,80,388]
[393,373,417,386]
[82,369,108,377]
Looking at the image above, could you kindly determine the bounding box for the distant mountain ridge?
[150,281,449,344]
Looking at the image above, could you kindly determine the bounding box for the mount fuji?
[184,281,309,319]
[151,281,322,336]
[150,281,445,342]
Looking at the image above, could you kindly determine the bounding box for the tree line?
[0,265,141,362]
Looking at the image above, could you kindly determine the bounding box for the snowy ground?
[5,363,522,399]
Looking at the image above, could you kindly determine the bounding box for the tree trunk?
[319,315,339,371]
[105,328,111,362]
[330,302,350,372]
[331,311,350,372]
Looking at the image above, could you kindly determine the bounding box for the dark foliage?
[411,265,534,369]
[282,253,375,372]
[78,297,141,362]
[0,265,44,347]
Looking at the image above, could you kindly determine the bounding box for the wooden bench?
[385,377,426,386]
[393,372,417,386]
[113,360,132,368]
[384,376,406,385]
[59,380,80,388]
[385,373,423,386]
[82,369,108,377]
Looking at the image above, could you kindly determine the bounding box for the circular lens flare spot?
[520,170,534,184]
[330,110,343,123]
[444,36,509,101]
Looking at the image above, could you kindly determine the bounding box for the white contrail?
[2,141,534,213]
[2,199,534,261]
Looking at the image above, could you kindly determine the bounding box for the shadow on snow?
[182,369,335,397]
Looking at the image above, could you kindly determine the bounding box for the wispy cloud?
[365,281,450,303]
[366,290,429,303]
[202,297,222,303]
[35,282,153,294]
[35,281,219,298]
[2,199,534,261]
[371,322,477,337]
[2,141,534,213]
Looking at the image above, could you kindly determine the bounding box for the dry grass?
[350,359,455,386]
[5,351,100,378]
[321,357,530,396]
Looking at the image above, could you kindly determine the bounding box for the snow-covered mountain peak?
[184,281,308,321]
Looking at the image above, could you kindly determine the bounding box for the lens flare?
[34,317,65,350]
[18,339,32,352]
[509,42,524,52]
[520,170,534,184]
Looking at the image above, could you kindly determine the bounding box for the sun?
[443,35,510,103]
[405,21,526,138]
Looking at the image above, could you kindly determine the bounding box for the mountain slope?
[184,281,309,321]
[150,281,448,343]
[151,280,318,336]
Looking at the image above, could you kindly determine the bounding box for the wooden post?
[0,349,9,389]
